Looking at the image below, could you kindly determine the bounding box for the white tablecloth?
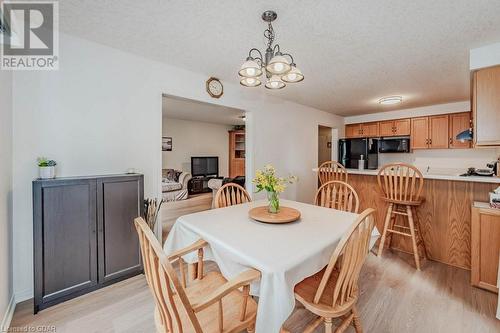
[164,199,379,333]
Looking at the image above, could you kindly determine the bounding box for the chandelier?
[239,10,304,89]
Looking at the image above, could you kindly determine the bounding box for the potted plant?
[253,164,297,213]
[37,157,57,179]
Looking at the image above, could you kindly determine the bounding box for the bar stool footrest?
[387,229,411,237]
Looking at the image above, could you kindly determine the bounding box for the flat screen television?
[191,156,219,177]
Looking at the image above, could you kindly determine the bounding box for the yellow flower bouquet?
[253,164,297,213]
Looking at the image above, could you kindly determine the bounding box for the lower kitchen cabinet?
[33,174,144,313]
[471,202,500,293]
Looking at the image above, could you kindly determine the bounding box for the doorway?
[160,95,248,241]
[318,125,333,165]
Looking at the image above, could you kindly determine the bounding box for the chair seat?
[294,268,358,318]
[381,197,423,206]
[157,271,258,333]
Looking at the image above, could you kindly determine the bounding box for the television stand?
[188,175,222,195]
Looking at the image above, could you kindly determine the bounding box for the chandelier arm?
[272,44,281,55]
[248,48,264,64]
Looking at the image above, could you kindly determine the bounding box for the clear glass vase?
[267,191,280,214]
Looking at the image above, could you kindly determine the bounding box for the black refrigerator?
[339,138,379,169]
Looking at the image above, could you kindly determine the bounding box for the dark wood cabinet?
[33,174,144,313]
[97,176,143,283]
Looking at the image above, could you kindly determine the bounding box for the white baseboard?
[14,289,32,304]
[1,295,16,332]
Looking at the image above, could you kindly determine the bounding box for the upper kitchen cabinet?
[473,65,500,146]
[449,112,472,149]
[345,124,362,138]
[379,119,410,137]
[411,117,429,149]
[345,122,379,138]
[361,122,379,137]
[429,115,449,148]
[411,115,449,149]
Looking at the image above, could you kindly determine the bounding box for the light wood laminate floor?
[10,251,500,333]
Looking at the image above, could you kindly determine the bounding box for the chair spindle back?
[315,180,360,213]
[318,161,348,185]
[214,183,251,208]
[377,163,424,203]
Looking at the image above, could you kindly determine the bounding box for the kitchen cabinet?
[411,115,449,149]
[411,117,429,149]
[345,122,379,138]
[471,202,500,293]
[33,174,144,313]
[473,65,500,146]
[394,119,411,136]
[378,119,410,137]
[345,113,472,151]
[379,121,394,137]
[449,112,472,148]
[429,115,449,148]
[361,122,379,137]
[345,124,361,138]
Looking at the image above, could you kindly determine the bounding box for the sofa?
[162,169,192,202]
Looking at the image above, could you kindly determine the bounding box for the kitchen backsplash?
[379,147,500,171]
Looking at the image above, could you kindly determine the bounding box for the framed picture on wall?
[162,137,172,151]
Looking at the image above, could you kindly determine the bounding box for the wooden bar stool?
[377,163,427,270]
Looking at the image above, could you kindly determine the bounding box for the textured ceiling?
[163,96,245,125]
[59,1,500,115]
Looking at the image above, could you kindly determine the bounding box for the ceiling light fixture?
[239,10,304,90]
[378,96,403,105]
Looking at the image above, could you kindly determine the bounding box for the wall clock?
[206,77,223,98]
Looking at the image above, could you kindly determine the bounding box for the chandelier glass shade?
[239,59,263,77]
[240,76,262,87]
[266,55,291,75]
[265,75,286,90]
[281,65,304,83]
[239,10,303,90]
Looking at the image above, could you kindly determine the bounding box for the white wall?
[162,118,232,176]
[344,101,500,170]
[470,42,500,70]
[378,148,500,171]
[11,33,344,301]
[0,70,14,329]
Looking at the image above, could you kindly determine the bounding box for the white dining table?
[164,199,379,333]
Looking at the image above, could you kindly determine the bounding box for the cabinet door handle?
[449,138,453,145]
[429,139,432,145]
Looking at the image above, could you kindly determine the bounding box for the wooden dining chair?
[134,217,261,333]
[314,180,360,213]
[214,183,251,209]
[376,163,427,270]
[282,208,375,333]
[318,161,348,185]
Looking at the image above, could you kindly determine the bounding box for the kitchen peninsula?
[346,168,499,270]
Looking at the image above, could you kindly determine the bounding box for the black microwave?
[379,137,410,153]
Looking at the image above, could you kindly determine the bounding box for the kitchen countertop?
[312,167,500,184]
